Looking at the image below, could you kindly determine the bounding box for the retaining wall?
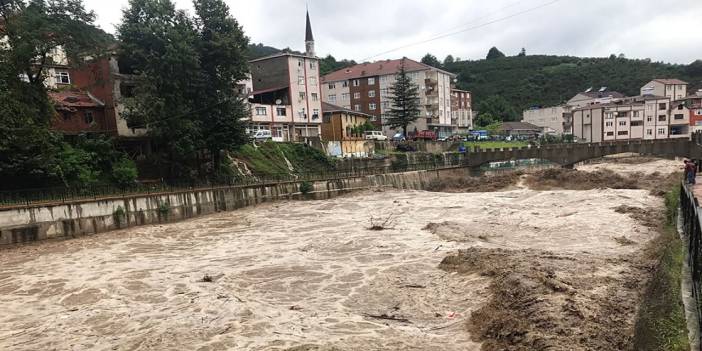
[0,168,463,246]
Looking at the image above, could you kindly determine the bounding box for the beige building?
[572,90,690,142]
[568,89,626,108]
[321,58,457,138]
[522,105,571,135]
[246,11,322,141]
[641,79,688,100]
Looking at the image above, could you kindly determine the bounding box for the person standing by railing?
[685,160,697,185]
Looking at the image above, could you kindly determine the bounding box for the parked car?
[364,131,388,141]
[413,130,437,141]
[392,133,406,142]
[251,129,272,141]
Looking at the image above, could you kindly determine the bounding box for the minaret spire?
[305,7,315,57]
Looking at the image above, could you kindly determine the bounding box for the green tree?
[0,0,110,189]
[319,54,356,75]
[486,47,505,60]
[474,113,497,128]
[477,95,519,122]
[385,61,421,136]
[118,0,203,180]
[193,0,250,177]
[444,55,455,65]
[421,53,441,68]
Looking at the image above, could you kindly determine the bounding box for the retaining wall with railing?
[0,167,467,246]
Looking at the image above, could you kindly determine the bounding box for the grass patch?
[233,142,335,177]
[633,184,689,350]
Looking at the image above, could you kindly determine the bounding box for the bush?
[299,181,313,195]
[395,143,417,152]
[112,157,138,187]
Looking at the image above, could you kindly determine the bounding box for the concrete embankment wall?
[0,168,461,246]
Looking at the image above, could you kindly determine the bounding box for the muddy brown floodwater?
[0,158,680,350]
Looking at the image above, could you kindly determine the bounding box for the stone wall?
[0,168,461,246]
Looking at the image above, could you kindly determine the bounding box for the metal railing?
[680,181,702,344]
[0,160,463,208]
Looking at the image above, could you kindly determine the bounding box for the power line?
[360,0,564,61]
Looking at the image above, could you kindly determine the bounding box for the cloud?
[83,0,702,64]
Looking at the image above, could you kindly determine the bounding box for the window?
[659,103,667,110]
[298,59,304,67]
[61,111,71,121]
[298,76,305,85]
[341,93,350,101]
[617,131,628,136]
[658,115,666,122]
[353,92,360,99]
[309,77,317,86]
[697,110,702,115]
[55,71,70,84]
[368,90,376,98]
[667,85,672,91]
[328,94,337,103]
[631,121,643,126]
[352,79,360,87]
[311,93,318,101]
[369,103,377,110]
[675,114,684,120]
[328,83,336,90]
[342,81,349,87]
[255,107,267,115]
[633,111,640,118]
[647,116,653,122]
[646,129,653,136]
[276,107,286,116]
[658,128,665,135]
[312,109,320,120]
[605,112,614,119]
[618,121,626,126]
[606,132,614,136]
[354,104,361,111]
[84,111,94,124]
[299,108,306,119]
[310,61,316,70]
[605,121,614,127]
[678,104,684,110]
[368,77,375,85]
[299,92,305,100]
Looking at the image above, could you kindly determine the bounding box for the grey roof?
[305,11,314,42]
[321,102,372,118]
[578,91,626,99]
[653,78,688,85]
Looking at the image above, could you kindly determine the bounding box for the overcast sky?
[83,0,702,64]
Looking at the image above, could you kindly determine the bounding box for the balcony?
[424,78,438,87]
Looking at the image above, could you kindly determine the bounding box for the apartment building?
[247,11,321,141]
[522,105,571,135]
[321,58,457,138]
[451,89,473,133]
[49,90,107,135]
[641,79,688,100]
[522,88,625,136]
[676,90,702,132]
[572,82,691,142]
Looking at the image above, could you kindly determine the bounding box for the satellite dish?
[275,99,282,105]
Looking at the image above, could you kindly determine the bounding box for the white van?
[252,130,272,141]
[364,131,388,141]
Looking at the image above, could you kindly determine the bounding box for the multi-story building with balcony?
[246,11,321,142]
[321,57,457,138]
[451,89,472,133]
[641,79,688,101]
[572,80,691,142]
[676,90,702,132]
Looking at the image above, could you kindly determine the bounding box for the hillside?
[443,55,702,116]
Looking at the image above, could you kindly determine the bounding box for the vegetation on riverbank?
[232,142,335,177]
[633,184,689,350]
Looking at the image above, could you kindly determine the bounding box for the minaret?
[305,10,315,57]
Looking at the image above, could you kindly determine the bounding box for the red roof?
[49,90,104,108]
[322,57,439,82]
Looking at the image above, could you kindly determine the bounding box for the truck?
[413,130,437,141]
